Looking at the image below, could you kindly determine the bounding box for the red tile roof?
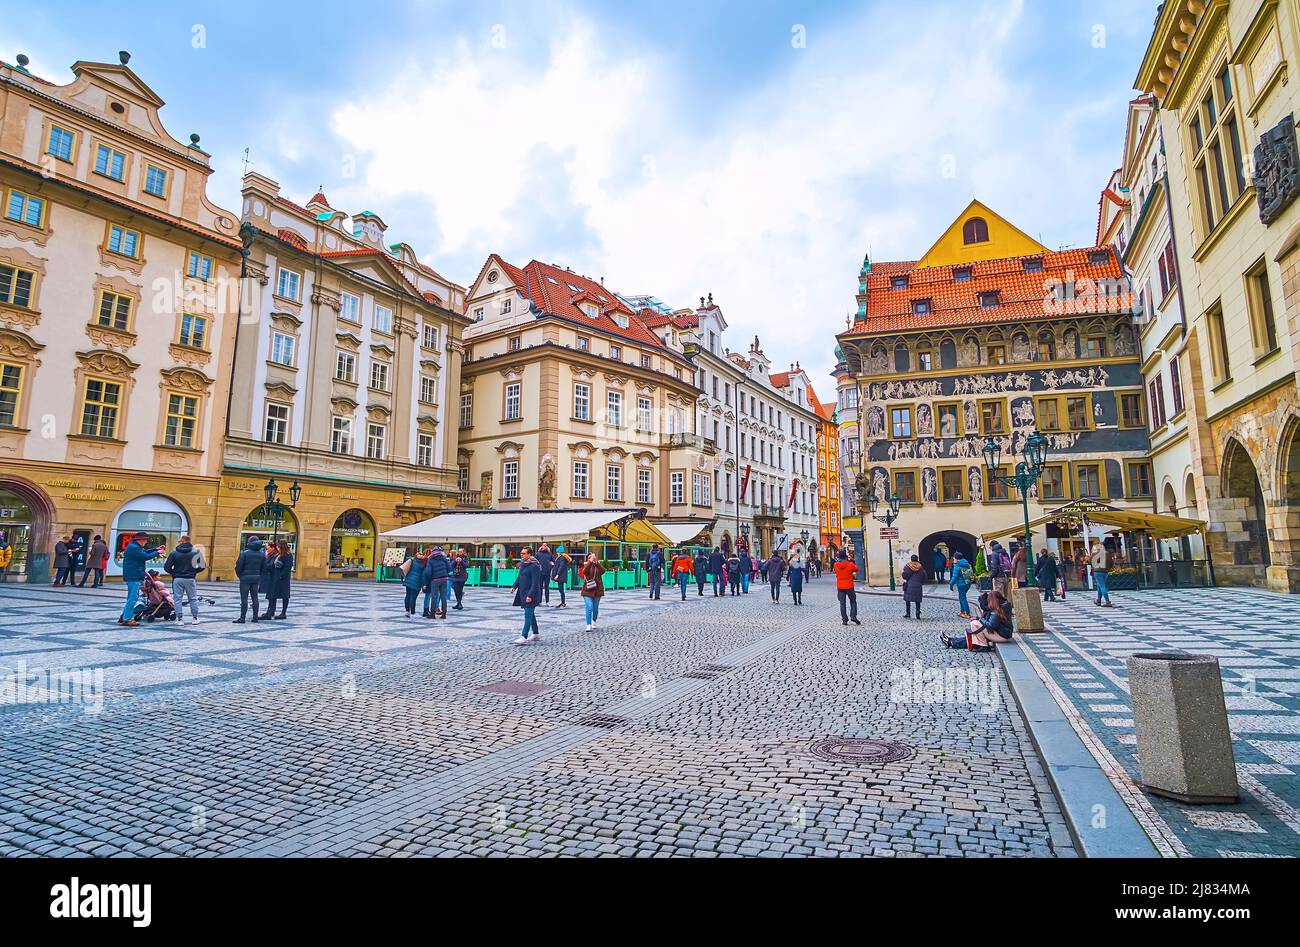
[308,190,331,207]
[843,246,1131,336]
[489,256,685,356]
[277,228,308,249]
[768,371,793,389]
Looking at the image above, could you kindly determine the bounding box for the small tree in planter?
[974,546,993,591]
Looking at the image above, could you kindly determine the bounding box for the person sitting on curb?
[941,590,1015,652]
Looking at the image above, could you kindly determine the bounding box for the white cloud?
[327,0,1123,390]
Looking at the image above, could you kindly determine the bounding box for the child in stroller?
[133,570,177,623]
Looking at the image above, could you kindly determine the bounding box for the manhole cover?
[699,665,734,673]
[808,738,914,765]
[576,714,629,730]
[479,680,552,696]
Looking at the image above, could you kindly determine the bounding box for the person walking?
[949,553,974,619]
[708,546,725,596]
[163,535,206,624]
[423,545,452,619]
[0,533,11,583]
[512,548,543,645]
[788,554,805,605]
[400,549,427,619]
[119,531,165,626]
[1090,538,1113,607]
[550,545,571,608]
[725,549,742,596]
[1035,548,1059,603]
[1011,544,1027,590]
[833,549,861,626]
[450,547,470,610]
[535,544,554,606]
[646,544,664,601]
[902,554,925,620]
[693,549,708,596]
[739,547,753,595]
[989,541,1012,598]
[52,536,71,586]
[932,546,948,583]
[264,541,293,619]
[233,536,266,624]
[579,552,605,632]
[671,549,693,601]
[766,550,785,603]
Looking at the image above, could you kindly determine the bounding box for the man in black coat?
[708,547,725,596]
[535,544,554,605]
[234,537,266,624]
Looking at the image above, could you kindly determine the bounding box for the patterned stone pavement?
[0,575,1072,858]
[1026,587,1300,858]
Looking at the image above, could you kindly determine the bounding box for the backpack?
[959,564,975,585]
[191,548,207,574]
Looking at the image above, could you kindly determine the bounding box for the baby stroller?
[133,570,177,623]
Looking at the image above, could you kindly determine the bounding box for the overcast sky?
[3,0,1158,397]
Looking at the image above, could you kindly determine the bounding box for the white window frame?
[459,392,473,428]
[670,471,685,505]
[574,383,591,421]
[270,332,295,367]
[573,460,590,499]
[420,376,437,404]
[276,267,301,302]
[607,464,622,501]
[330,416,353,454]
[264,401,290,445]
[503,460,519,499]
[504,383,522,421]
[340,292,361,323]
[373,305,393,334]
[607,390,623,427]
[416,432,434,467]
[369,361,390,392]
[637,468,653,505]
[366,422,386,460]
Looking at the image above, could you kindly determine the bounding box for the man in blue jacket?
[119,531,165,626]
[739,548,753,594]
[423,545,452,618]
[646,544,663,600]
[708,546,725,596]
[512,548,543,645]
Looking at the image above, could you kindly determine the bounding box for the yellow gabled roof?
[915,199,1049,269]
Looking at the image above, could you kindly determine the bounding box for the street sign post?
[879,527,900,540]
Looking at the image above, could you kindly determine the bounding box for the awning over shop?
[379,508,672,545]
[980,499,1206,543]
[650,521,714,546]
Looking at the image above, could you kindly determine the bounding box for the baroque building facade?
[837,201,1154,586]
[456,257,713,530]
[0,52,241,580]
[1135,0,1300,591]
[218,174,467,580]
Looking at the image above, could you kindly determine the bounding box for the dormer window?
[911,299,932,315]
[613,314,629,329]
[1023,257,1044,274]
[954,267,973,282]
[1088,250,1111,266]
[581,302,599,318]
[962,217,990,245]
[891,275,910,291]
[978,290,1002,309]
[567,283,581,293]
[94,144,127,182]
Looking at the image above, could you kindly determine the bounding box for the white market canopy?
[651,521,714,546]
[380,508,672,545]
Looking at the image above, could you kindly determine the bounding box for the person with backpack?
[708,546,725,596]
[579,552,605,632]
[902,554,925,619]
[738,547,753,594]
[1090,538,1113,607]
[119,531,165,627]
[512,548,544,645]
[646,544,664,601]
[263,541,294,620]
[450,548,470,610]
[725,550,742,596]
[949,553,975,619]
[550,545,571,608]
[233,536,266,624]
[163,535,206,624]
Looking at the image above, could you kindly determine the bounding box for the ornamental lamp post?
[262,478,302,549]
[983,430,1049,588]
[867,488,903,592]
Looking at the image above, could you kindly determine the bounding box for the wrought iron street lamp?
[866,488,904,592]
[983,430,1049,587]
[262,478,302,548]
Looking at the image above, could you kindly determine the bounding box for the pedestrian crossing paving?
[1023,586,1300,857]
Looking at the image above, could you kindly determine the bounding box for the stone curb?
[996,640,1160,859]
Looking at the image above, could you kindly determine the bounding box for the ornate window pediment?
[370,342,396,359]
[568,440,597,457]
[331,395,359,413]
[0,328,43,363]
[496,440,524,457]
[416,413,438,432]
[159,366,213,393]
[265,381,297,400]
[335,331,362,352]
[75,348,138,378]
[270,311,303,332]
[366,403,392,422]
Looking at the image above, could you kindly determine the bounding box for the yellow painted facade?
[915,200,1049,269]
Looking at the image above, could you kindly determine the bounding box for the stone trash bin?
[1126,652,1238,805]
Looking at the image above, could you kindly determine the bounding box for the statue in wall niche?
[957,339,979,368]
[922,468,937,503]
[968,466,984,503]
[1011,333,1032,363]
[1062,330,1079,359]
[964,400,979,434]
[854,468,874,511]
[916,404,934,437]
[873,468,889,503]
[1114,325,1137,357]
[866,406,885,438]
[538,455,557,504]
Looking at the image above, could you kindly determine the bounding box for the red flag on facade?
[739,465,752,504]
[788,478,799,510]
